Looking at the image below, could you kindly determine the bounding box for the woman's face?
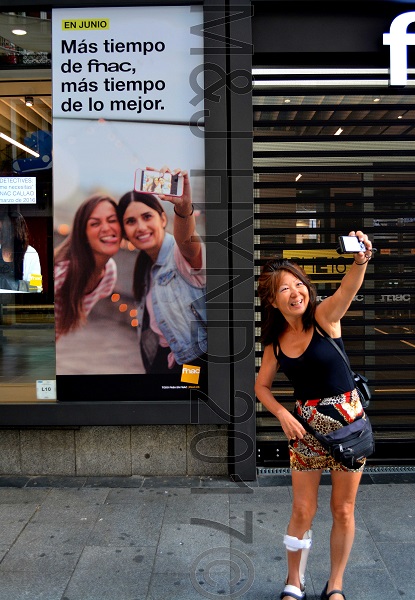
[272,270,310,318]
[122,201,166,259]
[85,201,121,261]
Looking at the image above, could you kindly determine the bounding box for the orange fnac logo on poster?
[181,364,201,384]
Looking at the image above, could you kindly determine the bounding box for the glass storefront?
[0,11,54,403]
[0,7,215,416]
[1,4,414,468]
[253,81,415,465]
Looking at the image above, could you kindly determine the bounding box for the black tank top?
[274,328,355,400]
[0,255,15,277]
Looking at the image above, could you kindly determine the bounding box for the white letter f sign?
[384,12,415,85]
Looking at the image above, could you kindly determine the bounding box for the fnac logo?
[181,364,201,384]
[383,12,415,85]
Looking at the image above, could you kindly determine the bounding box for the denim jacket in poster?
[136,232,207,367]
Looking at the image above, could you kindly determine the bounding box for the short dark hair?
[257,259,317,346]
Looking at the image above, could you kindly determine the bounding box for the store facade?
[253,1,415,469]
[0,0,413,480]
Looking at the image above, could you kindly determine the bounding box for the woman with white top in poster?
[54,194,122,339]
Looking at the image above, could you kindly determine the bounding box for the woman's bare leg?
[281,469,322,598]
[325,470,362,600]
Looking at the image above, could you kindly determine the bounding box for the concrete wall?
[0,424,228,477]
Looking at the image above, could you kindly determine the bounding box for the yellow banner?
[62,19,109,30]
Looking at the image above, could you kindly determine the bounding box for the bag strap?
[272,339,279,361]
[314,319,356,378]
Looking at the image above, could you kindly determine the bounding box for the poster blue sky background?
[53,118,205,229]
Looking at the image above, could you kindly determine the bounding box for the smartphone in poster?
[134,169,184,197]
[52,6,207,401]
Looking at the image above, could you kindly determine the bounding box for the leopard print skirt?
[289,388,366,472]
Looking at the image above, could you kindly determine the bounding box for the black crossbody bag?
[315,321,371,409]
[294,412,375,469]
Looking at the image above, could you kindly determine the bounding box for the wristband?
[174,203,194,218]
[354,246,376,265]
[354,255,372,265]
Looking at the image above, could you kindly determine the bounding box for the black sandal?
[320,581,346,600]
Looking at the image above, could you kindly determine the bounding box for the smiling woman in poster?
[117,167,207,374]
[54,194,122,339]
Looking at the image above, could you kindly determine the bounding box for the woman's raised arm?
[316,229,373,334]
[159,167,202,269]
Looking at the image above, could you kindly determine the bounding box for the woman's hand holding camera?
[349,230,373,265]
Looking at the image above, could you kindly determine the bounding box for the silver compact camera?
[338,236,366,254]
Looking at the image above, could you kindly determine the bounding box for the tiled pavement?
[0,470,414,600]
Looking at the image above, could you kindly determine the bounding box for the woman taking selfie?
[117,167,206,374]
[255,230,373,600]
[54,194,122,339]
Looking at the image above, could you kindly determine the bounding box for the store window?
[0,6,211,412]
[0,11,54,403]
[253,83,415,464]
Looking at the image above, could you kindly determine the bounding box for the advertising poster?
[0,176,46,294]
[52,6,206,401]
